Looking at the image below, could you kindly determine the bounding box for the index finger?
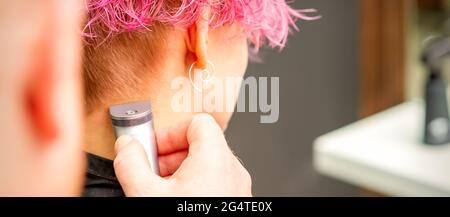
[155,117,191,155]
[186,114,226,155]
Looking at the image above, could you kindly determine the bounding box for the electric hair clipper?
[109,101,160,175]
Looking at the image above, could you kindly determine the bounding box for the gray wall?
[225,0,360,196]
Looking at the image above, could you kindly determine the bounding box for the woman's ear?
[185,9,210,69]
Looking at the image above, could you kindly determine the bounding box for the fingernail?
[115,135,133,152]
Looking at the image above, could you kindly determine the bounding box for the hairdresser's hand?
[113,114,252,196]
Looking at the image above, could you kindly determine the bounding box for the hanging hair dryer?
[421,36,450,145]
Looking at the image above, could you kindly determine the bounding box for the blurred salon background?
[226,0,450,196]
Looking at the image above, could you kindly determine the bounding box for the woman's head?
[83,0,318,128]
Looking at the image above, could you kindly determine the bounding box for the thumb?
[113,135,164,196]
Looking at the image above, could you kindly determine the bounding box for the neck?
[84,107,116,159]
[84,97,195,159]
[84,43,193,159]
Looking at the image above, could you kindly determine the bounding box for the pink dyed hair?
[84,0,320,49]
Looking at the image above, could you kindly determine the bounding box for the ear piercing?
[188,60,216,92]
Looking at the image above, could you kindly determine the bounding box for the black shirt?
[83,153,125,197]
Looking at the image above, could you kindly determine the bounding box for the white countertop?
[314,101,450,196]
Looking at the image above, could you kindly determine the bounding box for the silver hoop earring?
[188,60,216,92]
